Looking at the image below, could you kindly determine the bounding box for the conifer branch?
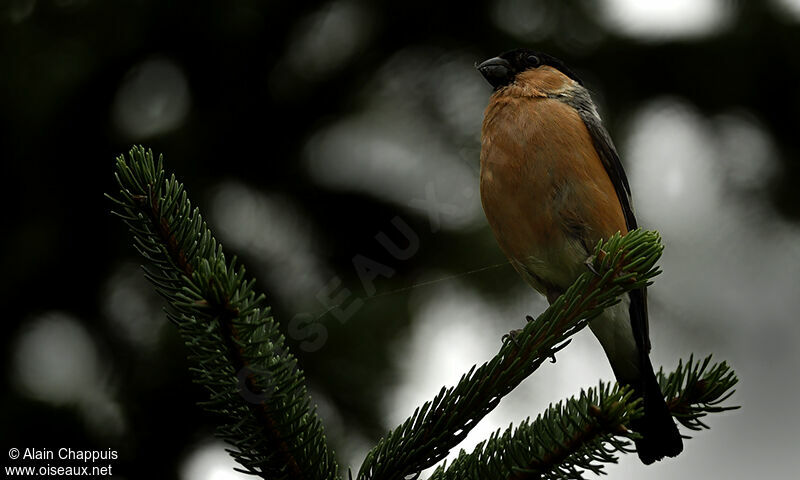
[108,146,338,480]
[430,356,738,480]
[356,230,666,480]
[660,355,740,431]
[108,147,738,480]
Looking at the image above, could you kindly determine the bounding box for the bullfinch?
[477,48,682,464]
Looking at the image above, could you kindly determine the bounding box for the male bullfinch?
[477,49,682,464]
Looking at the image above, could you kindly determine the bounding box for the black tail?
[628,358,683,464]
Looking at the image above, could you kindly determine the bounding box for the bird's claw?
[504,316,536,347]
[585,255,601,276]
[502,328,523,347]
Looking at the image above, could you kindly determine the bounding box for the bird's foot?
[502,316,535,347]
[502,328,523,347]
[585,251,606,276]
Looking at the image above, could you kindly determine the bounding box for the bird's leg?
[584,249,608,277]
[584,255,600,275]
[502,330,521,347]
[546,289,562,305]
[543,290,568,362]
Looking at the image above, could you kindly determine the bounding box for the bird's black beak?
[477,57,513,89]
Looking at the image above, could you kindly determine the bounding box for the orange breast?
[480,94,627,290]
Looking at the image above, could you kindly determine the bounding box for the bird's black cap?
[477,49,583,89]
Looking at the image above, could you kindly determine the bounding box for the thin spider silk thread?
[313,261,512,321]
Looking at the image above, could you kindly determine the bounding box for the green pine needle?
[430,356,738,480]
[357,229,665,480]
[659,354,740,432]
[108,146,338,480]
[109,147,739,480]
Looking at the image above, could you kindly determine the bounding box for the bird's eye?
[527,55,540,67]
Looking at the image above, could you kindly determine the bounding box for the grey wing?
[583,121,637,229]
[568,90,637,230]
[569,89,651,352]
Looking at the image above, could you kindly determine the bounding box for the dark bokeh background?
[2,1,799,478]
